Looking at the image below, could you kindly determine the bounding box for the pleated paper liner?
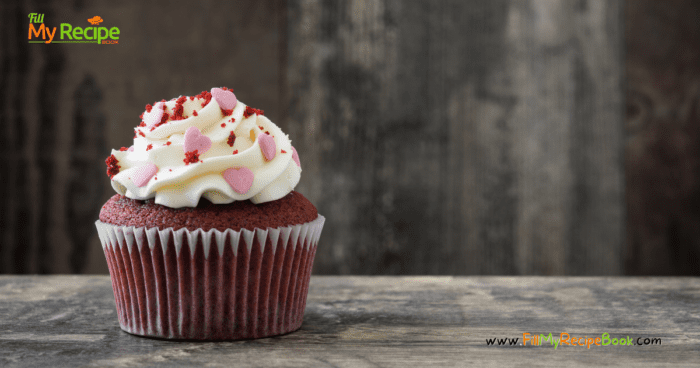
[94,215,325,340]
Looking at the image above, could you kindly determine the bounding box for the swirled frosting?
[106,87,302,208]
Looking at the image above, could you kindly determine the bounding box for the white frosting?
[109,90,301,208]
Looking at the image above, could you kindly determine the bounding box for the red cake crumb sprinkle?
[195,90,212,108]
[244,106,264,119]
[258,125,264,130]
[170,96,188,121]
[227,131,236,147]
[145,104,153,113]
[139,112,144,119]
[233,149,238,154]
[120,147,128,152]
[192,110,198,116]
[169,169,172,172]
[105,154,121,179]
[221,108,233,116]
[221,123,226,128]
[164,141,172,146]
[201,95,212,107]
[189,95,195,101]
[138,130,145,137]
[183,150,200,165]
[281,149,287,154]
[146,144,153,151]
[150,112,170,130]
[139,122,146,127]
[171,104,186,121]
[265,131,270,135]
[229,118,235,122]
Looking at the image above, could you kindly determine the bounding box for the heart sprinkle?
[183,126,211,154]
[132,163,158,187]
[258,133,276,161]
[143,101,164,129]
[291,146,300,167]
[211,87,237,111]
[223,167,254,194]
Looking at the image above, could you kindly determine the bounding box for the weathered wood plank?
[1,0,629,275]
[287,0,625,275]
[625,0,700,275]
[0,276,698,367]
[0,0,286,274]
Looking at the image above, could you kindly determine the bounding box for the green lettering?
[540,333,559,349]
[601,333,611,346]
[626,336,633,345]
[60,23,72,40]
[72,26,83,40]
[83,27,93,40]
[109,27,120,39]
[612,338,618,345]
[97,27,108,43]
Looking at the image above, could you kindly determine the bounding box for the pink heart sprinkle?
[223,167,254,194]
[132,163,158,187]
[291,146,300,167]
[211,88,237,110]
[258,133,276,161]
[127,145,135,152]
[143,101,164,129]
[183,126,211,154]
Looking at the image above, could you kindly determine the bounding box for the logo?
[28,13,120,44]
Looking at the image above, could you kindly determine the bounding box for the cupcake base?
[95,216,324,340]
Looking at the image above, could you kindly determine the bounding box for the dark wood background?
[0,0,698,275]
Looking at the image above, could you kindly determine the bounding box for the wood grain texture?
[287,0,624,275]
[1,0,628,275]
[0,0,286,274]
[625,0,700,275]
[0,276,699,367]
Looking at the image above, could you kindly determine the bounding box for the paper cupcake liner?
[94,215,325,340]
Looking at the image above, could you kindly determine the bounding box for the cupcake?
[95,87,324,340]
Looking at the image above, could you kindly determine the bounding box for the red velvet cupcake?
[95,88,324,340]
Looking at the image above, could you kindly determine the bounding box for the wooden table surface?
[0,276,698,367]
